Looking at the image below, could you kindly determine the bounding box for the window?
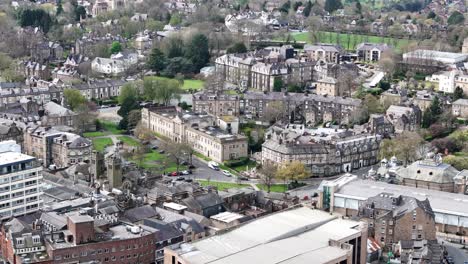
[81,251,87,257]
[97,249,102,254]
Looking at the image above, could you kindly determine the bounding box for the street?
[445,243,468,264]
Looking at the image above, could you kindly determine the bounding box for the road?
[445,244,468,264]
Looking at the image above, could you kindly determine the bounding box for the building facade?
[0,148,43,220]
[261,125,381,177]
[141,107,248,163]
[192,91,240,116]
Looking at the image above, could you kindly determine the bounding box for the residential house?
[452,98,468,118]
[356,43,390,62]
[91,51,138,76]
[304,43,343,63]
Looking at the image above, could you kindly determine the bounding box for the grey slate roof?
[182,193,225,211]
[122,205,159,222]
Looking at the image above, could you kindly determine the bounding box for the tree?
[226,42,247,54]
[143,77,181,105]
[303,0,312,17]
[134,122,155,142]
[74,102,98,134]
[56,0,63,15]
[185,33,210,72]
[379,50,397,79]
[276,161,308,192]
[127,110,141,129]
[74,5,86,21]
[454,86,465,100]
[169,13,182,26]
[379,139,396,160]
[422,96,442,128]
[447,11,465,25]
[308,16,322,43]
[17,8,54,33]
[163,36,184,58]
[363,94,383,114]
[163,142,192,173]
[63,89,87,110]
[432,138,461,154]
[324,0,343,13]
[147,48,166,72]
[161,57,194,77]
[109,41,122,54]
[273,78,283,92]
[394,131,424,165]
[258,163,278,193]
[262,101,285,123]
[118,83,140,129]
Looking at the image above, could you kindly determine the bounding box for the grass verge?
[196,180,249,191]
[83,131,105,138]
[117,136,141,147]
[92,137,113,152]
[152,76,205,91]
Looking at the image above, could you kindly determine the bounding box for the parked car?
[240,176,249,181]
[188,164,196,169]
[175,176,185,181]
[158,150,165,154]
[208,161,219,170]
[181,161,189,165]
[181,170,191,175]
[184,179,193,182]
[222,170,231,176]
[170,172,179,176]
[151,145,159,150]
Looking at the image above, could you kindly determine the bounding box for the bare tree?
[163,142,192,173]
[262,101,285,123]
[258,163,278,193]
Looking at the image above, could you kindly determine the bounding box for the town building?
[0,142,43,220]
[141,107,248,163]
[215,46,314,91]
[164,206,368,264]
[304,43,343,63]
[403,50,468,65]
[91,51,138,76]
[358,193,436,247]
[0,122,23,147]
[18,61,50,80]
[356,43,390,62]
[41,101,77,127]
[261,124,381,177]
[24,126,92,169]
[454,74,468,95]
[452,98,468,118]
[317,174,468,242]
[395,154,460,193]
[315,76,342,96]
[72,79,126,100]
[241,91,362,125]
[192,91,240,116]
[385,105,421,133]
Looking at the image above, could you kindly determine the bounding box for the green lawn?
[229,160,257,172]
[257,184,288,193]
[287,31,414,52]
[83,131,105,138]
[92,137,113,152]
[153,76,205,91]
[132,150,186,172]
[100,121,124,134]
[197,180,249,191]
[117,136,141,147]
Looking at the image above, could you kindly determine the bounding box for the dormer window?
[16,238,24,245]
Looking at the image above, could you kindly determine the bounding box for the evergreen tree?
[422,96,442,128]
[109,41,122,54]
[303,1,312,17]
[226,42,247,54]
[324,0,343,13]
[185,33,210,72]
[454,86,465,100]
[147,48,166,72]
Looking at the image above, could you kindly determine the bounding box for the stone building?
[395,154,460,193]
[452,98,468,118]
[41,101,77,127]
[141,107,248,163]
[261,124,381,177]
[304,43,343,63]
[358,193,436,248]
[385,105,421,133]
[241,91,362,126]
[0,123,23,147]
[215,46,314,91]
[72,79,126,100]
[192,91,240,116]
[24,126,92,169]
[356,43,390,62]
[316,76,341,97]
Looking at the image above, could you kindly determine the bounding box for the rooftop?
[174,207,364,264]
[0,151,35,166]
[210,212,245,223]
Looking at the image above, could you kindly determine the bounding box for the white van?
[208,161,220,170]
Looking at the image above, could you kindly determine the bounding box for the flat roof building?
[403,50,468,65]
[164,206,368,264]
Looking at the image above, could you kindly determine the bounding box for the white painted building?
[0,142,43,220]
[91,51,138,76]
